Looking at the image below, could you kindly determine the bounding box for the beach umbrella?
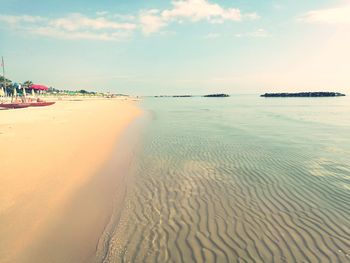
[11,87,17,102]
[29,84,49,91]
[13,83,20,99]
[21,84,27,100]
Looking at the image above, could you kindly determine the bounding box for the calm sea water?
[98,95,350,263]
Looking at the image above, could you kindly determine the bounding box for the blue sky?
[0,0,349,95]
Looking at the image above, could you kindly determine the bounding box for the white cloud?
[299,3,350,24]
[0,13,136,41]
[140,0,259,34]
[203,33,220,39]
[0,15,43,25]
[50,13,136,31]
[0,0,259,39]
[235,28,268,38]
[31,27,132,41]
[161,0,258,23]
[139,9,167,35]
[96,11,109,16]
[162,0,242,22]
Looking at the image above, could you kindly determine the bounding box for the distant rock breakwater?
[261,92,345,97]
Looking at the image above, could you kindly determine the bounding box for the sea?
[96,94,350,263]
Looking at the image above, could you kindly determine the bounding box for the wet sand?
[0,98,141,263]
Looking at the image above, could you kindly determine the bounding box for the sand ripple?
[95,105,350,263]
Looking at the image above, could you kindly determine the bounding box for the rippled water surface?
[97,95,350,263]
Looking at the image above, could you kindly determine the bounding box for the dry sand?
[0,98,141,263]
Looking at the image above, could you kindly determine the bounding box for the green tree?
[79,89,89,94]
[0,76,12,87]
[23,80,33,88]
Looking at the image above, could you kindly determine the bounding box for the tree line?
[0,76,97,95]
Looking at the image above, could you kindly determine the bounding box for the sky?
[0,0,350,95]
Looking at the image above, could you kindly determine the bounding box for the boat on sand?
[0,103,30,109]
[29,101,56,107]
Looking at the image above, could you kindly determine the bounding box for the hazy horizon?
[1,0,350,95]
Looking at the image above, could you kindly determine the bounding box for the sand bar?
[0,98,141,263]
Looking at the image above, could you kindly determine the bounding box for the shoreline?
[93,112,150,262]
[0,97,142,263]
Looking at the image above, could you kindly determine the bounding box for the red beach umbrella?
[29,84,49,91]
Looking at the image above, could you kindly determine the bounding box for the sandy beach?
[0,98,141,263]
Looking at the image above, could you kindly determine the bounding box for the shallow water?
[97,95,350,263]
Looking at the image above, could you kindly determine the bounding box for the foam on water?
[95,95,350,263]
